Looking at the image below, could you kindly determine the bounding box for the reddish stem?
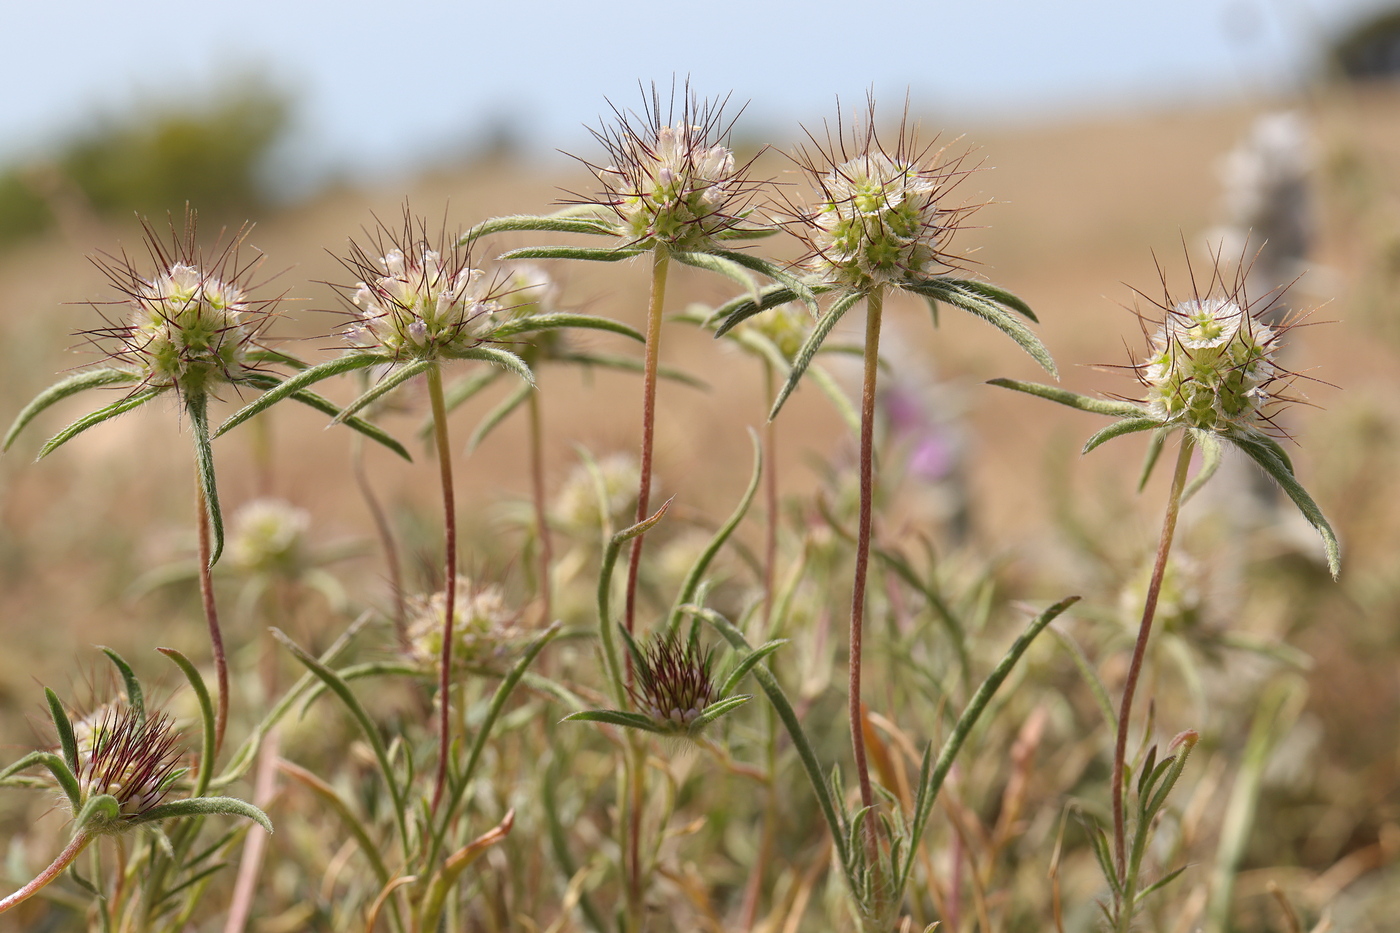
[850,287,885,860]
[529,390,554,626]
[195,478,228,757]
[0,832,91,914]
[427,365,458,814]
[1111,432,1195,876]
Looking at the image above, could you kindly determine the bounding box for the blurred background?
[1,0,1399,929]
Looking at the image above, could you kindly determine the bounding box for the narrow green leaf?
[45,688,79,776]
[0,751,81,811]
[1234,434,1340,578]
[239,371,411,461]
[1137,865,1188,901]
[448,346,535,386]
[77,794,122,831]
[4,368,140,452]
[1182,431,1222,503]
[132,796,272,833]
[988,378,1143,417]
[1137,428,1168,491]
[462,214,618,243]
[272,630,407,848]
[488,312,644,343]
[706,248,818,313]
[37,387,162,458]
[158,648,216,798]
[186,394,224,567]
[712,285,802,335]
[691,695,751,731]
[806,364,860,435]
[332,359,432,425]
[911,281,1056,376]
[671,250,756,293]
[466,381,533,453]
[215,353,389,437]
[695,605,854,882]
[243,347,308,370]
[278,759,389,885]
[770,290,863,420]
[1087,821,1121,895]
[718,640,787,698]
[99,648,145,724]
[666,429,762,633]
[1083,417,1162,455]
[900,597,1081,897]
[498,246,644,263]
[1049,629,1116,733]
[563,709,665,733]
[557,352,706,389]
[918,276,1039,322]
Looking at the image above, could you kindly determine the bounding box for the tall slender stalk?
[195,475,229,757]
[1112,433,1195,875]
[850,286,885,859]
[528,389,554,625]
[0,832,92,913]
[351,434,406,642]
[426,364,458,814]
[622,245,672,653]
[762,361,779,634]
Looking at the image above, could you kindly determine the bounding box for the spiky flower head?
[87,212,274,397]
[403,577,524,675]
[789,100,977,290]
[229,497,310,578]
[71,704,183,826]
[552,453,646,539]
[339,215,505,360]
[572,84,761,250]
[629,633,717,734]
[1132,270,1294,437]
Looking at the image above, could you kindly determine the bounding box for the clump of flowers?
[70,704,184,825]
[87,214,276,398]
[229,498,311,578]
[1140,295,1282,434]
[577,87,761,250]
[403,577,525,675]
[341,229,504,361]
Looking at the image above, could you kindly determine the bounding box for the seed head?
[569,83,762,250]
[403,577,524,675]
[1129,260,1300,437]
[86,212,275,397]
[787,98,978,290]
[629,633,717,734]
[71,704,183,825]
[338,214,504,360]
[552,453,647,539]
[229,497,310,578]
[735,301,810,360]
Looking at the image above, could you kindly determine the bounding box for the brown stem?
[427,364,458,814]
[622,246,672,657]
[528,389,554,626]
[352,434,406,643]
[1112,432,1195,877]
[0,832,91,913]
[195,478,228,757]
[850,287,884,861]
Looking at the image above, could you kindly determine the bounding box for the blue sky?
[2,0,1393,182]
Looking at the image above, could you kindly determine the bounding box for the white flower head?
[338,212,504,360]
[403,577,524,674]
[90,212,275,396]
[571,83,761,250]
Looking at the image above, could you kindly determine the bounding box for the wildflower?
[86,212,276,398]
[990,255,1339,577]
[69,704,183,827]
[229,498,310,578]
[629,633,717,733]
[403,577,525,675]
[339,222,506,361]
[574,86,763,251]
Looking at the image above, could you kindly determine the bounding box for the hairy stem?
[195,475,229,757]
[1112,432,1195,876]
[622,245,672,655]
[0,832,91,913]
[851,286,885,860]
[427,364,458,814]
[529,389,554,625]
